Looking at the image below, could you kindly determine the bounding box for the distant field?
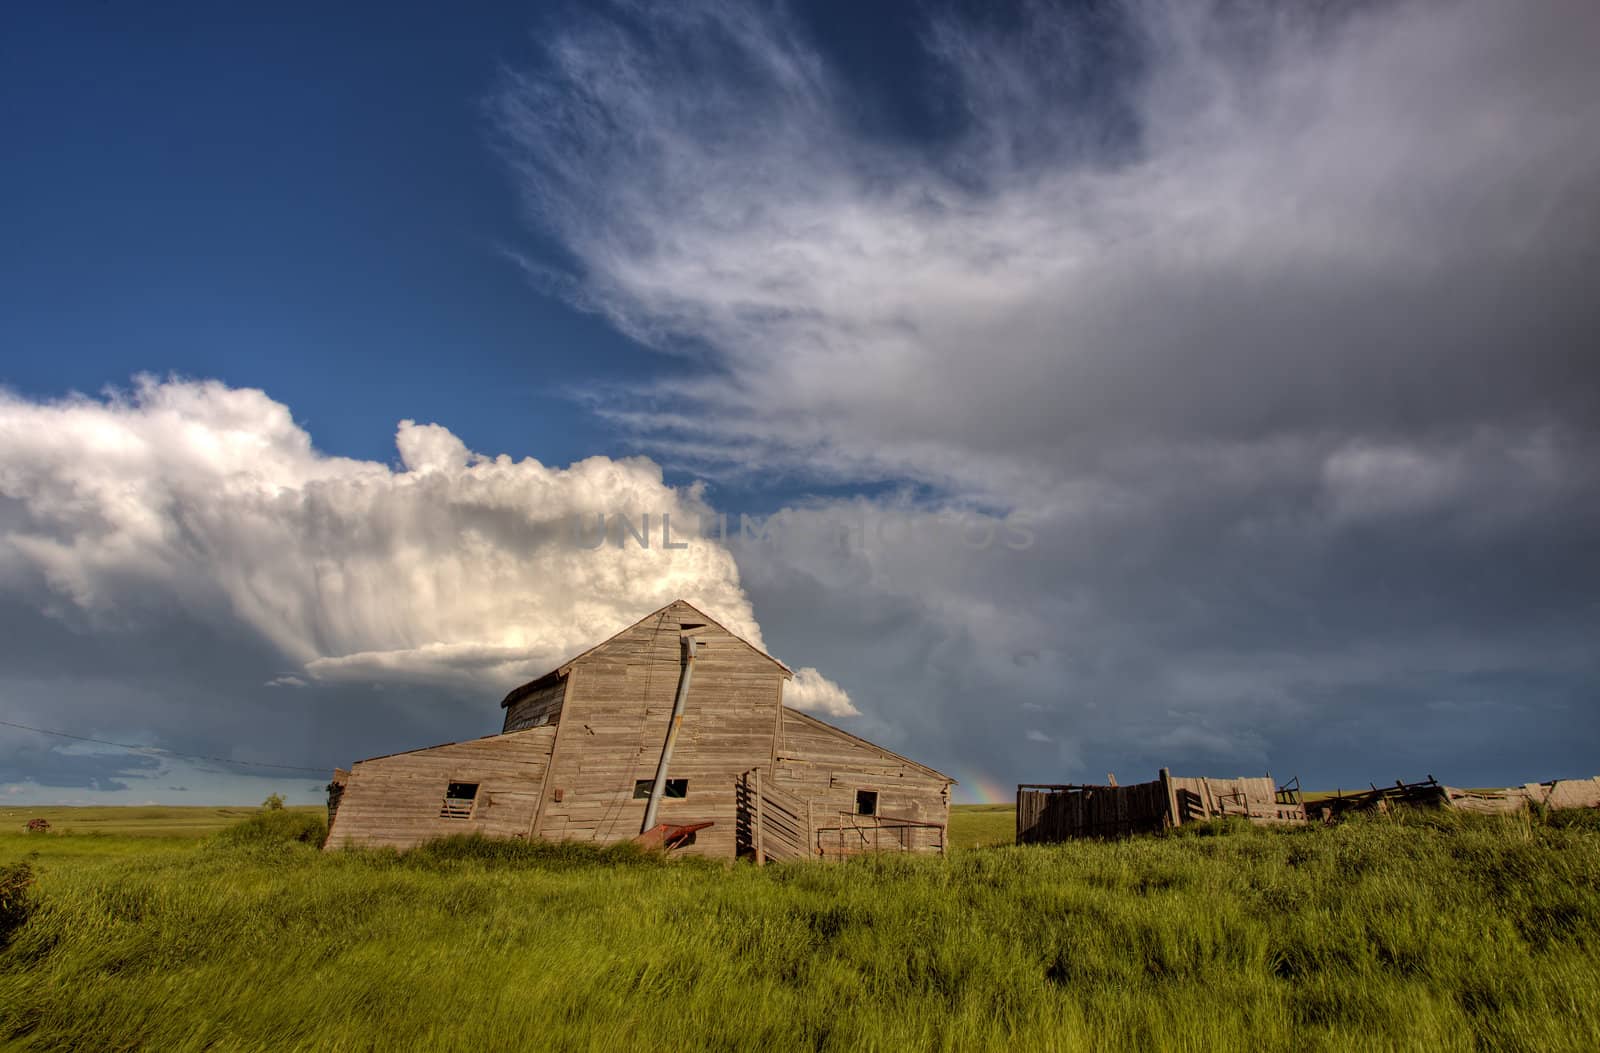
[4,804,1014,847]
[4,805,1600,1051]
[0,804,323,838]
[949,803,1015,849]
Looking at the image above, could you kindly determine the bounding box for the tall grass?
[208,808,327,848]
[2,811,1598,1051]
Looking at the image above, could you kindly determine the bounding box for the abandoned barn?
[325,600,954,860]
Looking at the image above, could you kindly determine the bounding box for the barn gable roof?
[500,598,791,708]
[780,706,956,785]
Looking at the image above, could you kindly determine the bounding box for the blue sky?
[2,1,1597,806]
[2,3,656,468]
[1,2,1005,478]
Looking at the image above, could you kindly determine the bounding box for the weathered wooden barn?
[325,600,954,860]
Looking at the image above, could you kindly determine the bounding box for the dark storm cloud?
[0,737,161,793]
[494,0,1600,491]
[498,0,1600,791]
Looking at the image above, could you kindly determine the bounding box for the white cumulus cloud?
[0,377,847,705]
[783,665,858,717]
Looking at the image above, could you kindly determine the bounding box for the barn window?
[633,779,688,799]
[856,790,879,816]
[507,711,550,732]
[440,782,479,819]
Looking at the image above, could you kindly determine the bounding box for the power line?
[0,718,333,774]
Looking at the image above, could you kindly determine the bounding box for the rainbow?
[948,767,1012,805]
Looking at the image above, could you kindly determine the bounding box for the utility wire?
[0,717,333,774]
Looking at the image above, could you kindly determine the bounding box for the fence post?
[1160,768,1179,829]
[753,769,765,866]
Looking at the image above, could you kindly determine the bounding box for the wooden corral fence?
[814,811,946,860]
[1306,775,1600,821]
[745,769,812,863]
[1016,778,1172,842]
[1171,773,1306,825]
[743,769,947,863]
[1306,776,1450,821]
[1017,768,1306,844]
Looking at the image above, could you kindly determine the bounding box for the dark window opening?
[440,781,479,819]
[634,778,688,799]
[856,790,879,816]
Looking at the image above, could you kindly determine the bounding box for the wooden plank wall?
[774,707,951,854]
[503,678,567,733]
[533,601,787,859]
[324,727,557,850]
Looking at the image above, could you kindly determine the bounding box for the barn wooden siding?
[324,727,557,850]
[528,602,789,859]
[744,766,947,862]
[772,708,950,855]
[1017,769,1306,844]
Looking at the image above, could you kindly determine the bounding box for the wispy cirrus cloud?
[494,0,1600,498]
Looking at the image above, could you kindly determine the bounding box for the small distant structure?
[1016,769,1306,843]
[325,600,954,861]
[1306,775,1600,821]
[24,818,50,833]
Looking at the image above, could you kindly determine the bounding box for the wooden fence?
[744,769,813,863]
[1017,768,1306,843]
[813,811,946,860]
[1016,777,1173,843]
[1303,775,1600,821]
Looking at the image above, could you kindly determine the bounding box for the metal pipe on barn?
[641,634,698,833]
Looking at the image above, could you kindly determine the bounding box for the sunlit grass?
[1,807,1597,1051]
[948,803,1015,850]
[1,805,323,839]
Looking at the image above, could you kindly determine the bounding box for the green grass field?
[0,805,324,839]
[3,805,1599,1051]
[946,803,1015,850]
